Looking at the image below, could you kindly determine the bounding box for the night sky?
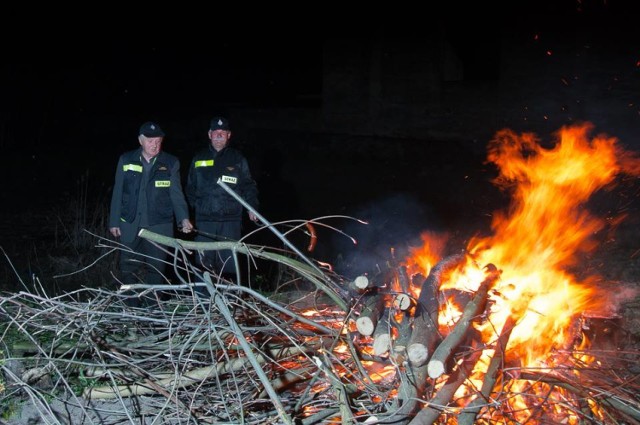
[0,39,324,209]
[3,3,636,147]
[2,5,635,125]
[1,39,323,139]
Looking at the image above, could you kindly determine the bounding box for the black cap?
[210,117,230,131]
[139,121,165,137]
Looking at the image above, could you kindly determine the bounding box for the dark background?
[2,2,640,286]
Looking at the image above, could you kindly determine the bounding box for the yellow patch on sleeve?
[195,160,214,167]
[123,164,143,173]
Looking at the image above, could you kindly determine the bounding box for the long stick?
[457,313,518,425]
[427,264,500,379]
[137,229,348,311]
[206,272,294,425]
[408,350,483,425]
[217,178,330,283]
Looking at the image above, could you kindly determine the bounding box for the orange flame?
[410,122,640,367]
[405,231,448,278]
[394,122,640,422]
[469,123,637,364]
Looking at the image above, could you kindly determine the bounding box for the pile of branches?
[1,230,640,424]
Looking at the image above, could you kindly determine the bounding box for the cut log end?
[373,334,391,356]
[393,293,412,311]
[391,344,407,364]
[427,360,445,379]
[356,317,375,336]
[354,275,369,289]
[407,343,429,366]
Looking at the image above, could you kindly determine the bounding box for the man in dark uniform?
[109,121,193,290]
[186,116,259,281]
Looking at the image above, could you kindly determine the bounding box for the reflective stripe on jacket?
[186,146,259,222]
[110,150,181,226]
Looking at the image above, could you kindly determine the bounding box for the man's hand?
[109,227,121,238]
[248,212,258,223]
[180,218,194,233]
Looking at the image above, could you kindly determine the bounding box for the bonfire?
[1,122,639,424]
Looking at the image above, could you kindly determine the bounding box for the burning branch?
[427,264,500,379]
[457,313,518,425]
[409,349,484,425]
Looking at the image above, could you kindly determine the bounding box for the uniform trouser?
[194,220,242,278]
[119,222,174,286]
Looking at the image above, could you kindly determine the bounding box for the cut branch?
[457,313,518,425]
[427,264,500,379]
[408,350,483,425]
[407,254,466,367]
[356,293,386,336]
[372,309,392,356]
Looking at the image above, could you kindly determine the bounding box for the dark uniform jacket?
[186,145,259,222]
[109,149,190,229]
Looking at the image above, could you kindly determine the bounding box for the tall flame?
[412,122,640,367]
[470,122,627,364]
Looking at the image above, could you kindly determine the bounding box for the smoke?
[607,284,640,312]
[327,193,442,278]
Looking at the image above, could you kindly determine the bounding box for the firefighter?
[109,121,193,299]
[186,116,259,282]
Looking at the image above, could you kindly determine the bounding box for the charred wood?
[398,266,410,294]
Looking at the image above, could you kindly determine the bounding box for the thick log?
[372,309,392,356]
[349,275,372,293]
[398,266,410,293]
[408,350,483,425]
[374,362,430,425]
[356,293,386,336]
[390,313,413,364]
[407,254,466,367]
[457,313,518,425]
[393,293,413,311]
[390,344,408,366]
[411,273,425,287]
[427,264,500,379]
[406,342,429,368]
